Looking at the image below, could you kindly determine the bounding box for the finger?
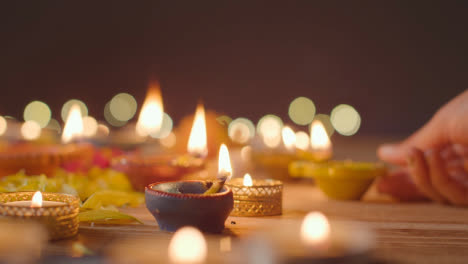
[407,148,446,203]
[376,169,427,201]
[440,145,458,161]
[377,143,409,166]
[426,148,468,206]
[453,144,468,158]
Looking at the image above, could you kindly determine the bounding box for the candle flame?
[294,131,310,151]
[300,212,330,246]
[310,120,331,150]
[218,144,232,180]
[282,126,296,150]
[136,82,164,137]
[187,103,208,157]
[31,191,42,208]
[243,173,253,187]
[168,226,207,264]
[62,104,84,143]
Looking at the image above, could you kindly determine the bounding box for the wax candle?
[0,191,80,240]
[5,191,65,207]
[227,173,283,216]
[308,120,332,162]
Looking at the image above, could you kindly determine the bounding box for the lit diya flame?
[243,173,253,187]
[203,144,232,194]
[187,103,207,158]
[309,120,332,161]
[136,81,164,137]
[310,120,331,150]
[168,226,207,264]
[282,126,296,150]
[62,104,84,143]
[31,191,42,208]
[294,131,310,151]
[218,144,232,180]
[300,212,330,247]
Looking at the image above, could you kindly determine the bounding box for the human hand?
[376,89,468,205]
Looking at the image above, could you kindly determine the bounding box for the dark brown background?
[0,1,467,135]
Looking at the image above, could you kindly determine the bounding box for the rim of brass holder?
[0,192,80,240]
[227,178,283,217]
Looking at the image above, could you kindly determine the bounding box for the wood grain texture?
[46,183,468,263]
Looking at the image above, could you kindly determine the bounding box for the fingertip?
[377,143,408,165]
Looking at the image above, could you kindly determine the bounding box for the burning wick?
[31,191,43,208]
[204,144,232,194]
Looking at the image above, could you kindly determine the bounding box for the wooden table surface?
[46,136,468,264]
[45,183,468,264]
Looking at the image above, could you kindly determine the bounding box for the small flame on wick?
[218,144,232,180]
[136,81,164,137]
[282,126,296,150]
[310,120,331,150]
[31,191,42,208]
[243,173,253,187]
[62,104,84,143]
[187,103,208,157]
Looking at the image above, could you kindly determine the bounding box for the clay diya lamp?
[145,180,233,233]
[0,142,93,177]
[145,144,234,233]
[114,99,208,191]
[289,160,387,200]
[0,106,94,177]
[252,122,333,181]
[113,152,204,191]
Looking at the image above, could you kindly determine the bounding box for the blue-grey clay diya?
[145,180,234,233]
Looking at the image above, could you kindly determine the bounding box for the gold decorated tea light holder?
[227,174,283,217]
[0,191,80,240]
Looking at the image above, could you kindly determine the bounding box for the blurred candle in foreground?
[300,212,330,249]
[62,104,84,143]
[309,120,332,161]
[168,226,207,264]
[136,81,164,137]
[187,103,208,158]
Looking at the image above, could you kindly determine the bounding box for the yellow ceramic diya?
[289,160,387,200]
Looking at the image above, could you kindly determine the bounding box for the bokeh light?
[0,116,7,136]
[82,116,98,137]
[21,120,41,140]
[104,102,127,127]
[312,114,334,137]
[149,113,173,139]
[23,101,51,128]
[97,124,110,137]
[46,118,61,134]
[109,93,137,122]
[160,132,176,148]
[288,97,316,125]
[61,99,88,122]
[295,131,309,150]
[330,104,361,136]
[257,114,283,148]
[228,118,255,144]
[216,115,232,127]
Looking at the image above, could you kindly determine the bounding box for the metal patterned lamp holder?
[227,178,283,217]
[0,192,80,240]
